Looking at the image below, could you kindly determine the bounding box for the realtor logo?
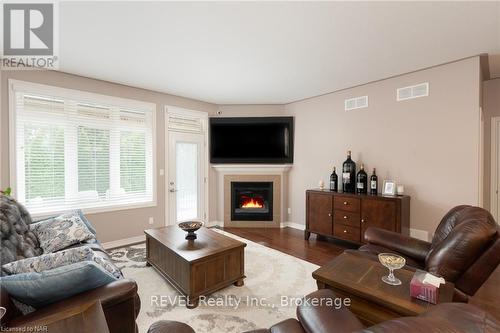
[2,2,58,69]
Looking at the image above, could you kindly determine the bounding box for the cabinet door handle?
[343,201,348,205]
[328,213,332,217]
[361,219,365,223]
[343,215,348,219]
[343,229,347,233]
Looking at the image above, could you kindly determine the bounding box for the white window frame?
[8,79,157,217]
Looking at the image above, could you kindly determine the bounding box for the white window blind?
[11,83,155,214]
[167,113,203,133]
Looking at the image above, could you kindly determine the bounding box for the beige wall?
[0,70,218,243]
[483,78,500,211]
[284,57,482,240]
[0,57,485,242]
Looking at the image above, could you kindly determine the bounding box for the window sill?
[30,200,157,219]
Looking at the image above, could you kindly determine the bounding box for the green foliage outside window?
[78,127,110,197]
[24,125,65,200]
[120,131,146,193]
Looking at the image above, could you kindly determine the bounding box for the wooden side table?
[312,252,455,326]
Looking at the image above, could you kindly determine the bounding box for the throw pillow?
[0,246,123,308]
[30,213,95,253]
[0,260,118,308]
[2,246,94,274]
[2,246,122,279]
[32,210,97,235]
[93,254,123,279]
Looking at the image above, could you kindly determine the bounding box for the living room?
[0,1,499,333]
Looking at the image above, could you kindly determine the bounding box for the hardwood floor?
[223,226,357,266]
[223,226,500,320]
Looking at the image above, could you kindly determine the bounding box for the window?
[10,81,155,214]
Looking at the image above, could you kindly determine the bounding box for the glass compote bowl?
[178,221,203,240]
[378,253,406,286]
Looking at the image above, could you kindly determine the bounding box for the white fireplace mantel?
[212,164,292,174]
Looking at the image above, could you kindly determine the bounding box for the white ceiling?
[60,1,500,104]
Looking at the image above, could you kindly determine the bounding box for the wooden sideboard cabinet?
[305,189,410,244]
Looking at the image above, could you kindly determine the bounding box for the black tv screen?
[210,117,294,164]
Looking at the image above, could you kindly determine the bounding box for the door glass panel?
[176,142,198,221]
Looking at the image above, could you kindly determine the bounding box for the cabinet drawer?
[334,211,360,227]
[334,224,361,243]
[334,196,360,213]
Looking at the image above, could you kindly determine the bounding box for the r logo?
[3,3,54,56]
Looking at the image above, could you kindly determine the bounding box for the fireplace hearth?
[231,181,273,221]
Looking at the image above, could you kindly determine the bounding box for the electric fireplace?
[231,181,273,221]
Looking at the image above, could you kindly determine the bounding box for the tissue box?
[410,270,439,304]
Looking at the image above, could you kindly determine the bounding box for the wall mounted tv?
[210,117,294,164]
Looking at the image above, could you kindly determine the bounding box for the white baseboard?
[207,220,224,228]
[207,220,305,230]
[410,228,429,242]
[102,235,146,250]
[281,221,306,230]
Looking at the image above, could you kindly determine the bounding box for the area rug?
[109,229,319,333]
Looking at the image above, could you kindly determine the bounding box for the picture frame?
[383,180,396,196]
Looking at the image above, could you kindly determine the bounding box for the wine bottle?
[370,168,378,195]
[356,164,368,194]
[342,150,356,193]
[330,167,338,192]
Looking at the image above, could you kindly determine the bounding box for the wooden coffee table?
[144,226,246,308]
[312,252,455,326]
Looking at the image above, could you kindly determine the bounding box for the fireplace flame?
[241,197,264,209]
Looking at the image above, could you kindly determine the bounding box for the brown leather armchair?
[356,205,500,301]
[258,289,499,333]
[147,289,499,333]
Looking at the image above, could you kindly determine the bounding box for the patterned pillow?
[2,246,94,274]
[29,214,95,253]
[32,210,97,235]
[2,246,122,279]
[93,255,122,279]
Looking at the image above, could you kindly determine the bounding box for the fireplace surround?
[213,164,291,228]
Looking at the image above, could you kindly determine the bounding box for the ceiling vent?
[397,82,429,101]
[345,95,368,111]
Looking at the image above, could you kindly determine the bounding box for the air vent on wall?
[345,95,368,111]
[397,82,429,101]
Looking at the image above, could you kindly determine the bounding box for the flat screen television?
[210,117,294,164]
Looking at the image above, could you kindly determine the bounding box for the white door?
[168,131,205,225]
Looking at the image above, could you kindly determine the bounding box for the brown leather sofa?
[1,278,140,333]
[355,205,500,301]
[0,195,140,333]
[147,289,499,333]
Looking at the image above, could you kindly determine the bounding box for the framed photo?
[383,180,396,195]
